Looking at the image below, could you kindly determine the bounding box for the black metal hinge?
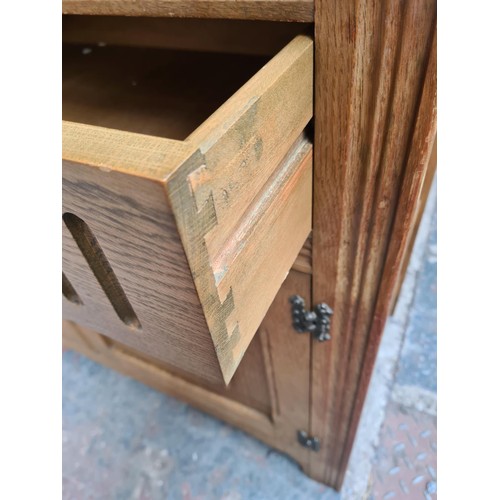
[289,295,333,342]
[297,430,320,451]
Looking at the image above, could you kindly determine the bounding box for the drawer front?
[62,161,225,384]
[63,35,313,384]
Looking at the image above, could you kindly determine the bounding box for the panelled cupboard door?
[62,34,313,384]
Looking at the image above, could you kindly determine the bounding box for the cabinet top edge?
[62,0,314,23]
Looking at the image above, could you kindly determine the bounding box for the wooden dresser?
[62,1,436,490]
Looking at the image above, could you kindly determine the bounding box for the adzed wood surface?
[312,0,437,489]
[62,0,314,22]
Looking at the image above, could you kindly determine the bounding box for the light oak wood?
[63,320,110,353]
[390,136,437,314]
[292,235,312,274]
[61,10,437,491]
[257,270,311,466]
[62,0,314,22]
[63,139,311,385]
[110,332,273,416]
[170,140,312,384]
[63,35,313,384]
[63,44,268,139]
[65,327,276,443]
[63,16,310,56]
[311,0,437,488]
[63,157,225,383]
[63,268,312,470]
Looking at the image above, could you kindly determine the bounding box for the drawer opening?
[63,43,271,140]
[63,32,313,384]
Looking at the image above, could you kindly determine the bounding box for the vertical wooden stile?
[312,0,437,488]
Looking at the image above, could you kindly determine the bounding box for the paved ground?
[63,352,338,500]
[63,180,437,499]
[369,403,436,500]
[367,180,437,500]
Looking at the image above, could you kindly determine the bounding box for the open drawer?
[62,34,313,385]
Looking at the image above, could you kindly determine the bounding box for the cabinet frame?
[62,1,437,490]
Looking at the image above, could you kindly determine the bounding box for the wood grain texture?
[167,35,313,383]
[62,158,225,384]
[63,320,110,353]
[62,0,314,22]
[168,142,312,384]
[62,121,190,180]
[390,136,437,313]
[62,268,312,470]
[292,235,312,274]
[111,330,274,416]
[312,0,437,489]
[63,43,268,140]
[63,320,92,351]
[257,270,312,466]
[63,272,83,304]
[65,326,276,444]
[63,16,310,56]
[64,315,273,416]
[63,36,313,384]
[64,212,142,329]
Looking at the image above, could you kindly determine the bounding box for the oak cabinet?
[63,33,312,385]
[62,5,436,490]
